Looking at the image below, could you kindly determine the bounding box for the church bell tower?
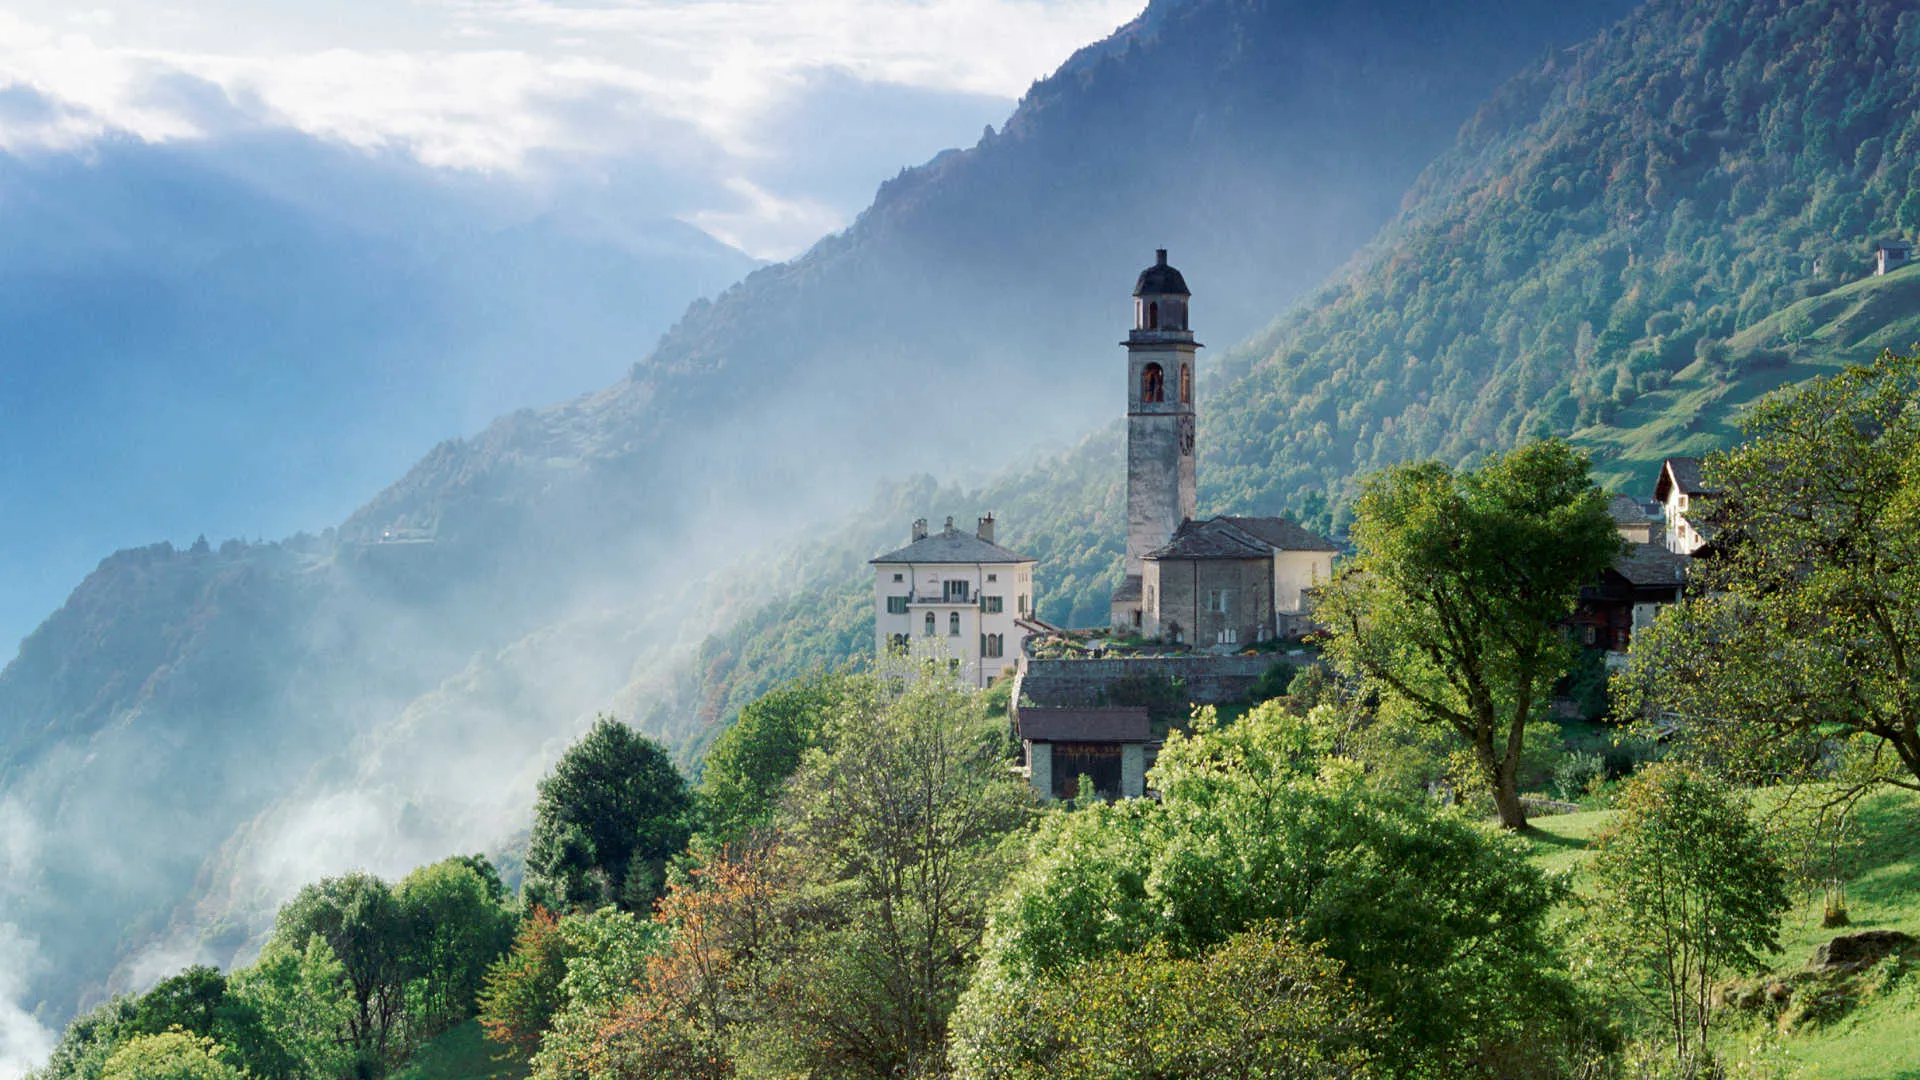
[1111,248,1199,632]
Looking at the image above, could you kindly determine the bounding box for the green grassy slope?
[1522,790,1920,1079]
[391,1020,529,1080]
[1572,263,1920,489]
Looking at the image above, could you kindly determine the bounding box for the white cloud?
[0,1,1140,255]
[0,923,54,1080]
[0,0,1146,160]
[685,176,844,259]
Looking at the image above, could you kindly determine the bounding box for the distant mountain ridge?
[1,0,1642,1049]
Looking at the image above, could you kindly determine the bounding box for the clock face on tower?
[1178,415,1195,456]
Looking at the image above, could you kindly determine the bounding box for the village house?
[1875,237,1913,275]
[869,515,1043,688]
[1655,456,1718,555]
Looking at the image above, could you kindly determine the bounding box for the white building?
[871,515,1041,686]
[1654,457,1715,554]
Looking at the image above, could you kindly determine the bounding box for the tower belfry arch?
[1111,248,1199,632]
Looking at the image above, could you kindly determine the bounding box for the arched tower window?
[1148,301,1160,330]
[925,612,936,636]
[949,611,961,635]
[1142,363,1165,403]
[1180,364,1192,404]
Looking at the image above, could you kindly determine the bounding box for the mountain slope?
[1208,0,1920,515]
[641,0,1920,775]
[0,0,1640,1047]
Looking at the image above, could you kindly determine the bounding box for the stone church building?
[1109,250,1336,647]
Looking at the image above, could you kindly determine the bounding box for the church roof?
[1144,516,1337,561]
[1133,248,1190,297]
[871,525,1036,565]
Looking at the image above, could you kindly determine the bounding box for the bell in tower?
[1111,248,1200,634]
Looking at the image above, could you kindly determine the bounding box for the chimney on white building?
[977,514,996,544]
[912,518,929,542]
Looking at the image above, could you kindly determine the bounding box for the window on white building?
[924,612,936,636]
[892,573,904,582]
[1019,594,1029,615]
[944,579,971,603]
[987,573,997,582]
[950,611,961,635]
[887,596,908,615]
[982,595,1004,613]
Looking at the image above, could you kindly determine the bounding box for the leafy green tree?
[958,702,1574,1078]
[127,967,228,1041]
[30,997,140,1080]
[525,908,669,1080]
[740,662,1032,1080]
[525,716,693,914]
[1617,350,1920,794]
[1585,766,1788,1070]
[697,673,852,847]
[98,1032,245,1080]
[397,856,517,1035]
[1317,440,1621,828]
[269,870,416,1072]
[952,922,1378,1080]
[478,908,569,1059]
[229,937,357,1080]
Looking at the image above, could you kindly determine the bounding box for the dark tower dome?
[1133,248,1190,297]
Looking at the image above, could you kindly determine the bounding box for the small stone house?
[1875,238,1913,275]
[1141,516,1337,648]
[1017,706,1150,800]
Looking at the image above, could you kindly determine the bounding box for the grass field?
[1521,789,1920,1078]
[391,1020,529,1080]
[1572,263,1920,492]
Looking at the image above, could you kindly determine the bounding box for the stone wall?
[1016,654,1278,710]
[1148,556,1274,646]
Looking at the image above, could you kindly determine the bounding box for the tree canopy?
[1618,348,1920,793]
[1316,439,1621,828]
[525,716,693,914]
[956,703,1576,1077]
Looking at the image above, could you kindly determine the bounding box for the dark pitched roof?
[1614,542,1691,587]
[1018,707,1152,744]
[1144,516,1338,561]
[1607,494,1657,525]
[1655,457,1712,500]
[1877,237,1914,252]
[1217,516,1341,553]
[871,525,1036,565]
[1133,248,1190,297]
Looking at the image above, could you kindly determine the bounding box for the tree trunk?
[1478,734,1529,830]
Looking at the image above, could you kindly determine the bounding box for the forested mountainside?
[1209,0,1920,523]
[647,0,1920,749]
[2,0,1638,1040]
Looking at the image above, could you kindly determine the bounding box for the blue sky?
[0,0,1143,658]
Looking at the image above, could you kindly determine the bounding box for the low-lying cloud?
[0,0,1142,257]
